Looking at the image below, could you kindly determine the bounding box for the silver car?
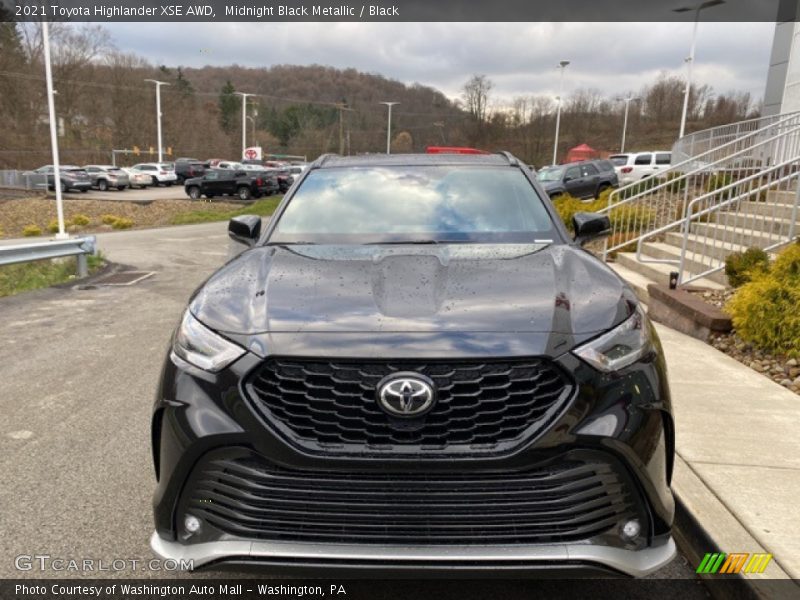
[84,165,130,191]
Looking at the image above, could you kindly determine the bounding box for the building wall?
[764,1,800,115]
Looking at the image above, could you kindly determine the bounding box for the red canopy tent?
[564,143,599,163]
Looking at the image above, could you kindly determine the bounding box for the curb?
[671,454,796,599]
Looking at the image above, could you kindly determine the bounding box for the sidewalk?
[655,323,800,582]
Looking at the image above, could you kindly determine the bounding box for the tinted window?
[204,171,219,180]
[609,155,629,166]
[634,154,652,165]
[581,164,599,176]
[597,160,615,172]
[272,166,555,243]
[656,153,671,165]
[536,167,564,182]
[565,166,581,180]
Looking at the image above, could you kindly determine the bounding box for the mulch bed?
[687,288,800,395]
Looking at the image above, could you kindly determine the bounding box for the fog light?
[621,519,641,541]
[184,515,202,534]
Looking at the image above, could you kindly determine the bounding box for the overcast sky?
[103,22,774,105]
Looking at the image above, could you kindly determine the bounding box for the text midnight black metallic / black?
[151,152,676,577]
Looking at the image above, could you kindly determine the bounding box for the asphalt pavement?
[52,183,187,203]
[0,223,706,593]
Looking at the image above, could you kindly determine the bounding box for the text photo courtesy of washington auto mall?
[1,1,799,599]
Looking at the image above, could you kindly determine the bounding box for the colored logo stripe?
[697,552,773,574]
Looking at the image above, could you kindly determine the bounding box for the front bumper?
[152,333,675,577]
[151,531,676,577]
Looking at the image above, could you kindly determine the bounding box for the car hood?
[189,244,636,351]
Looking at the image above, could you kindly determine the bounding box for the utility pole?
[433,121,446,144]
[234,92,255,158]
[144,79,170,163]
[335,101,352,155]
[552,60,570,166]
[42,21,66,239]
[620,94,640,153]
[379,101,400,154]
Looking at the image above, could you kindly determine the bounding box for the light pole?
[144,79,170,162]
[674,0,725,139]
[379,102,400,154]
[246,116,256,146]
[234,92,255,158]
[552,60,570,166]
[620,94,640,153]
[42,21,67,239]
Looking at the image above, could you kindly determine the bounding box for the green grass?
[0,254,105,298]
[170,197,283,225]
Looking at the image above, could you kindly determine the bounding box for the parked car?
[83,165,129,191]
[151,151,675,577]
[609,151,672,185]
[215,161,243,171]
[183,169,277,201]
[263,167,295,193]
[174,159,206,184]
[131,162,178,186]
[536,159,618,200]
[24,165,92,193]
[121,167,151,189]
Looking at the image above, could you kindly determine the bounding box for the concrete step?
[704,211,795,236]
[738,200,798,220]
[766,189,800,205]
[639,242,728,285]
[689,221,792,248]
[663,232,750,262]
[608,262,653,304]
[615,251,727,290]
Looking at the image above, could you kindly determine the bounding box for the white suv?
[132,162,178,186]
[609,151,671,185]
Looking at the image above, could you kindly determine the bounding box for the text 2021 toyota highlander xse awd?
[150,152,676,576]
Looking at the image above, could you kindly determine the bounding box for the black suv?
[537,159,619,200]
[174,158,206,184]
[184,169,278,201]
[151,152,675,577]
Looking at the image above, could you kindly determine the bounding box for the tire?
[237,186,252,201]
[165,181,173,187]
[151,176,159,186]
[98,179,108,191]
[187,186,201,200]
[595,184,611,199]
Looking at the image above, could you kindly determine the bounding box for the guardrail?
[0,236,97,277]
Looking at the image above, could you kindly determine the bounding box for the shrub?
[706,172,736,200]
[724,247,770,287]
[619,175,658,200]
[662,171,686,193]
[726,243,800,357]
[71,214,90,226]
[47,219,60,234]
[101,214,119,225]
[22,224,42,237]
[111,217,133,230]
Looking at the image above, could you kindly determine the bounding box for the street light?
[552,60,570,166]
[234,92,255,158]
[674,0,725,138]
[42,21,66,239]
[620,94,640,153]
[379,102,400,154]
[144,79,170,163]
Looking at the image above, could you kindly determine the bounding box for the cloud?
[103,21,774,103]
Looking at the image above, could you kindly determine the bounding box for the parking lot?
[52,184,187,203]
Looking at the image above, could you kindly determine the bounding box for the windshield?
[270,166,556,244]
[536,167,565,182]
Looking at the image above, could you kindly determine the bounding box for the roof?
[315,153,516,169]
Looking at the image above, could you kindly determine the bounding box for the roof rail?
[310,153,337,169]
[497,151,519,167]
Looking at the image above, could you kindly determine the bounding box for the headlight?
[171,310,245,372]
[573,305,652,372]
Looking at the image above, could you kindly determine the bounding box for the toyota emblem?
[376,373,436,417]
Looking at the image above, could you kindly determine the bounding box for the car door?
[201,170,220,194]
[580,163,600,197]
[633,153,653,180]
[85,166,100,186]
[563,166,583,197]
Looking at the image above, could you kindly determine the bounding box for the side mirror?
[573,212,611,246]
[228,215,261,247]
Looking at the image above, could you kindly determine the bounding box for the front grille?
[184,450,641,545]
[244,358,573,455]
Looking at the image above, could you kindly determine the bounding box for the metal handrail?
[0,236,97,277]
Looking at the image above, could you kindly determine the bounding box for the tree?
[462,74,493,124]
[218,80,237,134]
